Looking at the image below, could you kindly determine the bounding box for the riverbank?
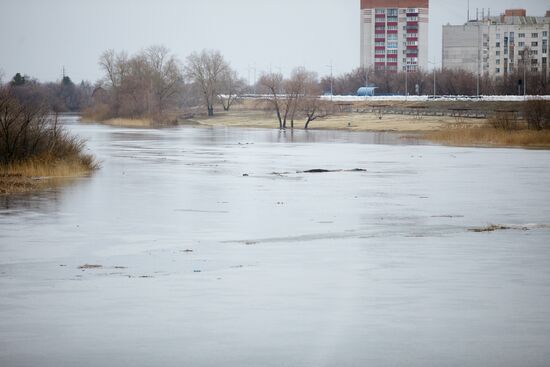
[423,127,550,149]
[0,155,97,195]
[82,99,550,149]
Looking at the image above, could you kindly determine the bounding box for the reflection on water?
[1,117,550,367]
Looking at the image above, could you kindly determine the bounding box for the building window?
[532,42,538,47]
[496,51,500,56]
[496,59,500,65]
[496,68,500,73]
[543,31,548,38]
[496,33,500,39]
[375,8,385,14]
[518,42,525,47]
[519,33,525,38]
[532,33,539,38]
[496,42,500,47]
[387,8,398,16]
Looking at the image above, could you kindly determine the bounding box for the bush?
[488,111,520,131]
[0,87,95,168]
[524,99,550,130]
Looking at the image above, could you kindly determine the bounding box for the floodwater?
[1,116,550,367]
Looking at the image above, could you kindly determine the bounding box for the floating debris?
[78,264,103,270]
[469,224,513,233]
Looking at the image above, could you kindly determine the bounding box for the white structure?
[443,9,550,78]
[360,0,429,73]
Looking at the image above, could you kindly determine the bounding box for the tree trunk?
[208,106,214,116]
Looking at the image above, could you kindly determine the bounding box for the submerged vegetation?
[0,86,97,194]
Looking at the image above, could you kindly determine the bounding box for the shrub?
[488,111,520,131]
[0,86,95,169]
[524,99,550,130]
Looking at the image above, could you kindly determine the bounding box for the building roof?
[487,15,550,25]
[360,0,429,9]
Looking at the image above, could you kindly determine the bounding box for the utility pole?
[405,65,408,100]
[326,62,333,101]
[477,23,480,98]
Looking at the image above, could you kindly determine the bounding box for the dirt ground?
[192,109,484,132]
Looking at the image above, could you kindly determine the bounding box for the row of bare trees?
[258,68,331,129]
[320,67,550,96]
[94,47,247,120]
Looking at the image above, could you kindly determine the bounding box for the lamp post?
[428,59,437,98]
[405,65,408,100]
[326,62,333,102]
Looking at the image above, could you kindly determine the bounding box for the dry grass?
[0,154,98,195]
[423,125,550,148]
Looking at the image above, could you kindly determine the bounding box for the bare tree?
[259,72,285,129]
[144,45,183,116]
[287,67,319,128]
[302,98,332,129]
[185,50,228,116]
[218,69,245,111]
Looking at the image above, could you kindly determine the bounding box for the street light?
[326,62,333,102]
[427,59,437,98]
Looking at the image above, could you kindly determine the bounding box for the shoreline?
[80,106,550,150]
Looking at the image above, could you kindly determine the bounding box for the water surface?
[1,117,549,367]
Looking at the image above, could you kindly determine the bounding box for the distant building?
[442,9,550,78]
[360,0,429,73]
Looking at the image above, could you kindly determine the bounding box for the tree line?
[321,67,550,96]
[3,45,550,126]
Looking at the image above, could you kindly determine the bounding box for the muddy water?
[1,117,550,367]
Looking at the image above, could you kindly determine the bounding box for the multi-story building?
[442,22,489,74]
[360,0,429,73]
[443,9,550,78]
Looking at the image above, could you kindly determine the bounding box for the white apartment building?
[360,0,429,73]
[443,9,550,77]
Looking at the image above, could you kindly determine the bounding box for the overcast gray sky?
[0,0,548,83]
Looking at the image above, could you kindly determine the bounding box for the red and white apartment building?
[360,0,429,72]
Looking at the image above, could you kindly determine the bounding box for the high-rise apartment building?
[443,9,550,77]
[360,0,429,73]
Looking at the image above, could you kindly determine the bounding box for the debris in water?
[78,264,103,270]
[181,249,194,253]
[469,224,513,233]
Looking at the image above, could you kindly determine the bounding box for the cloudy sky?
[0,0,548,83]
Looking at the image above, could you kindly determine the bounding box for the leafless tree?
[259,72,286,129]
[302,98,332,129]
[287,67,319,128]
[218,69,245,111]
[185,50,228,116]
[144,45,183,116]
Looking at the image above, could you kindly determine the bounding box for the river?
[1,116,550,367]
